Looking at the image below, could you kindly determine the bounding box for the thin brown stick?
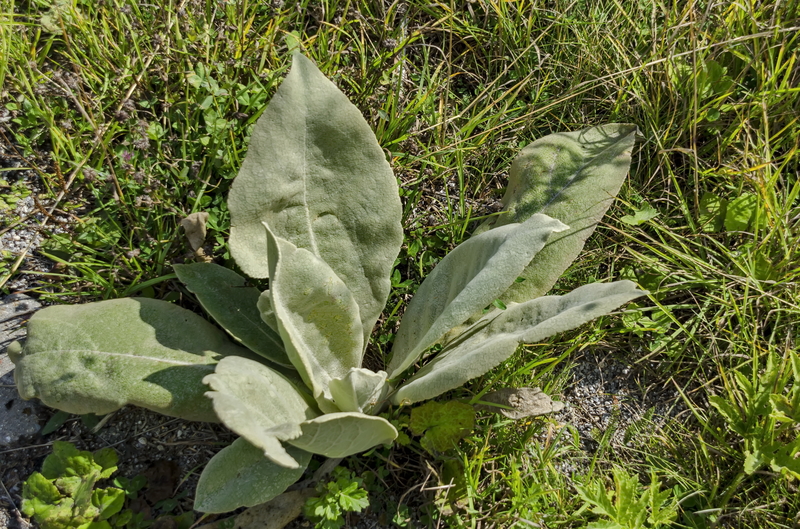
[0,475,27,528]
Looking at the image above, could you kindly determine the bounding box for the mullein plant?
[10,52,644,513]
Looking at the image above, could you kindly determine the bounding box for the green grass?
[1,0,798,527]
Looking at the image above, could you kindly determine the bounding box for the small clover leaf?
[620,204,659,226]
[21,472,63,519]
[91,487,125,521]
[409,400,475,454]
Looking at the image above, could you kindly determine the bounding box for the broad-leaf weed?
[575,468,678,529]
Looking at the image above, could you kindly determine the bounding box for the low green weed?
[303,467,370,529]
[22,441,192,529]
[0,176,31,211]
[710,351,800,480]
[23,441,129,529]
[575,467,678,529]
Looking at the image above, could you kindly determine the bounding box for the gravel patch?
[546,349,687,475]
[0,294,41,379]
[0,138,65,294]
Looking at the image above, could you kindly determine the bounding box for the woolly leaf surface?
[228,52,402,344]
[12,298,254,422]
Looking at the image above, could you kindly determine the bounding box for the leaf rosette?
[10,51,644,515]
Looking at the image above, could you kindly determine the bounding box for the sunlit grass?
[1,0,798,526]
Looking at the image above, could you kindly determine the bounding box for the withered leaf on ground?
[196,489,316,529]
[181,212,209,252]
[474,387,564,419]
[143,459,181,504]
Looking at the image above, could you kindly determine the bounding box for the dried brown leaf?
[181,212,209,252]
[475,387,564,419]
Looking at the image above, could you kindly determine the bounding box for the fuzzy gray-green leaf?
[204,356,317,467]
[475,124,638,302]
[328,368,388,413]
[393,281,645,405]
[266,225,363,402]
[194,437,310,513]
[256,289,279,333]
[388,213,568,379]
[11,298,254,422]
[228,52,403,345]
[174,262,290,367]
[286,412,397,457]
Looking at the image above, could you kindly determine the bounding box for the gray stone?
[0,371,45,446]
[0,294,45,445]
[0,294,41,378]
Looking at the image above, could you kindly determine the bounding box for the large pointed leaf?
[174,262,290,367]
[392,281,645,405]
[9,298,254,422]
[265,225,363,402]
[228,52,403,345]
[475,124,638,302]
[194,437,310,513]
[204,356,317,468]
[388,213,568,379]
[286,412,397,457]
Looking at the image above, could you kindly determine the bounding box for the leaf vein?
[37,350,217,367]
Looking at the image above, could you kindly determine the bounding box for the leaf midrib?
[35,349,218,367]
[301,108,320,257]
